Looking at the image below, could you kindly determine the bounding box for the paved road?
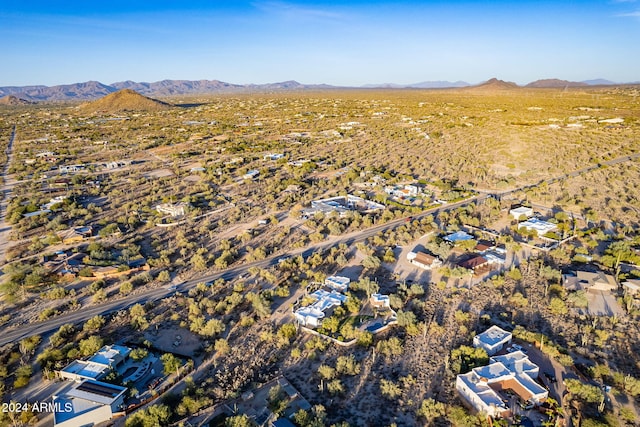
[2,149,638,346]
[0,195,479,347]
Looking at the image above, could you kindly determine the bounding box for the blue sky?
[1,1,639,86]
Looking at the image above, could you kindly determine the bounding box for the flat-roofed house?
[155,202,189,217]
[325,275,350,292]
[294,289,347,328]
[370,293,391,309]
[509,206,533,219]
[56,226,93,244]
[473,325,512,356]
[518,218,556,235]
[53,380,127,427]
[456,350,547,419]
[57,345,131,382]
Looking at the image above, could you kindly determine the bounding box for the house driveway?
[587,291,625,317]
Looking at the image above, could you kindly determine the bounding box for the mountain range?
[0,77,634,102]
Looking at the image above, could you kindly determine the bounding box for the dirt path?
[0,124,17,268]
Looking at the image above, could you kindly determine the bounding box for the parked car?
[544,372,557,383]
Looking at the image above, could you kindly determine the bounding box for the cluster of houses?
[303,195,385,218]
[406,230,507,277]
[384,183,426,202]
[24,151,59,165]
[446,231,507,276]
[294,275,394,336]
[456,326,548,419]
[509,206,557,237]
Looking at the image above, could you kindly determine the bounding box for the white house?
[509,206,534,219]
[156,202,188,217]
[518,218,557,235]
[370,293,391,309]
[325,276,350,292]
[294,289,347,328]
[456,351,547,419]
[58,345,131,382]
[53,380,127,427]
[243,169,260,180]
[473,325,512,356]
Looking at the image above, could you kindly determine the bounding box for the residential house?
[563,270,617,292]
[370,293,391,309]
[509,206,534,219]
[325,276,350,292]
[58,345,131,382]
[407,251,443,270]
[473,325,512,356]
[53,380,127,427]
[60,164,86,173]
[456,351,547,419]
[243,169,260,180]
[23,209,51,218]
[56,226,93,245]
[155,202,189,217]
[518,218,557,235]
[42,195,68,210]
[459,255,490,275]
[294,289,347,328]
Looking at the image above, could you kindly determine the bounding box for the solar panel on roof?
[76,381,122,397]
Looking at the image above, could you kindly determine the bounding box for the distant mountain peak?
[0,95,35,105]
[581,78,617,86]
[525,78,587,88]
[78,89,172,114]
[464,78,520,92]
